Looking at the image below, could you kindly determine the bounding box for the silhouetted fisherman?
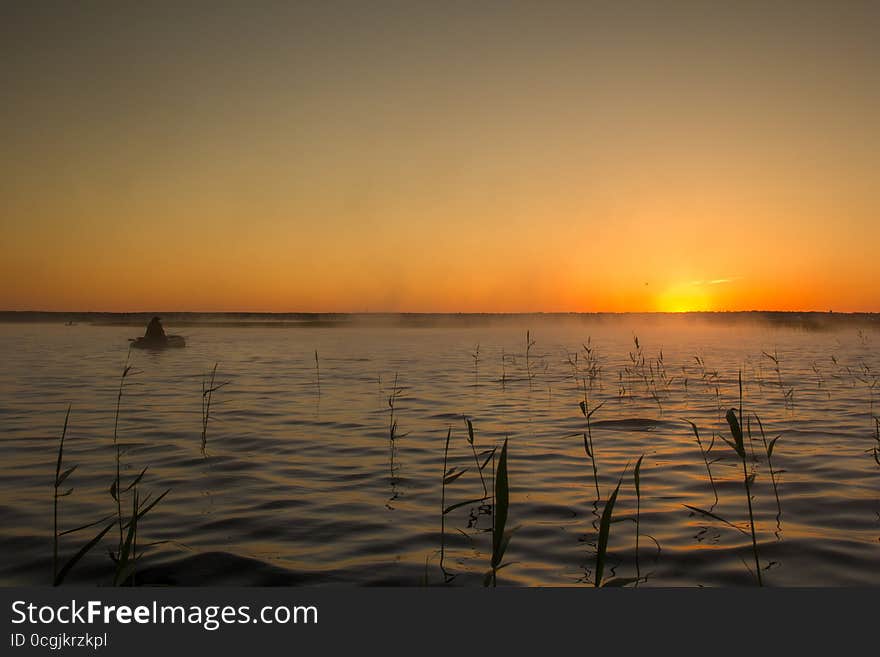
[144,316,167,341]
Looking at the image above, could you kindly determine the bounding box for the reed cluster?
[51,355,172,586]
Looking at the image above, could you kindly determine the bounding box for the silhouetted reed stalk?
[438,425,488,583]
[593,469,635,587]
[112,486,170,586]
[486,437,514,587]
[650,387,663,415]
[633,454,644,584]
[388,373,400,443]
[681,366,689,407]
[763,349,793,406]
[581,337,601,392]
[439,428,452,580]
[108,450,164,584]
[685,420,719,507]
[594,486,618,586]
[754,414,783,522]
[647,350,666,414]
[694,354,724,418]
[853,362,878,421]
[869,375,877,419]
[386,373,408,504]
[465,418,488,499]
[112,353,139,550]
[694,354,707,382]
[525,331,536,390]
[314,350,321,398]
[579,390,605,500]
[201,363,229,456]
[728,371,761,585]
[50,363,172,586]
[53,406,72,582]
[872,416,880,466]
[52,408,118,586]
[685,373,762,585]
[727,403,762,585]
[811,361,824,389]
[566,351,580,388]
[471,344,480,387]
[628,335,645,382]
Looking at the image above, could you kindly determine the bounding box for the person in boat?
[144,316,167,342]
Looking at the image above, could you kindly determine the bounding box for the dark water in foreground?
[1,314,879,586]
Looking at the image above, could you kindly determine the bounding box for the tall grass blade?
[485,437,512,586]
[725,408,746,458]
[685,420,719,506]
[634,454,644,584]
[53,405,71,584]
[595,476,622,587]
[54,522,114,586]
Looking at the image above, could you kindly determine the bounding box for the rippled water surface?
[2,315,879,586]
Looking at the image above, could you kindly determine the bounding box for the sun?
[656,283,715,313]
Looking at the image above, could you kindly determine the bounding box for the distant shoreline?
[1,310,878,331]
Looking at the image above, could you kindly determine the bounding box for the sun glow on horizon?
[655,284,714,314]
[654,277,751,313]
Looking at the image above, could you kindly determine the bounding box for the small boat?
[129,335,186,349]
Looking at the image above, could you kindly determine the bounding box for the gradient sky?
[2,2,879,312]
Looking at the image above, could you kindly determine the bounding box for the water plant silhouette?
[754,414,783,524]
[684,373,763,585]
[112,352,140,549]
[579,393,605,501]
[728,402,762,585]
[51,404,167,586]
[314,350,321,398]
[201,363,229,456]
[465,418,489,499]
[485,438,514,587]
[593,472,640,587]
[53,406,115,586]
[684,420,719,507]
[386,372,408,509]
[471,344,480,387]
[525,331,536,390]
[633,454,644,584]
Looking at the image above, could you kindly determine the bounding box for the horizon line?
[2,309,878,316]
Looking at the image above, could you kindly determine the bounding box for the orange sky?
[2,3,879,313]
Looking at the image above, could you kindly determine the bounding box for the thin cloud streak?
[690,277,742,287]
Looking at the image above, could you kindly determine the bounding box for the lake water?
[1,314,878,586]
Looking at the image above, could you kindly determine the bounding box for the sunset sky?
[2,2,879,313]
